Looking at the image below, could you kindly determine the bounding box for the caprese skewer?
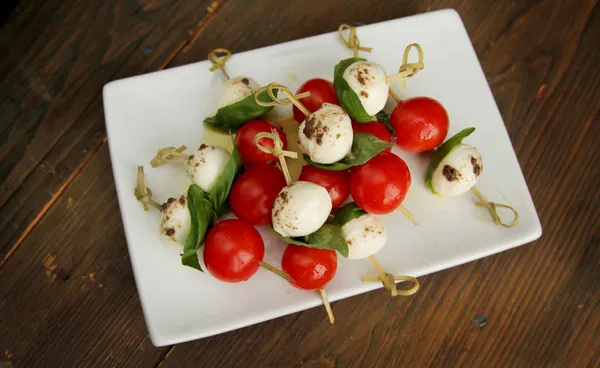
[203,218,293,283]
[133,166,191,248]
[151,144,231,189]
[282,245,338,323]
[134,166,292,282]
[252,83,354,322]
[203,48,277,131]
[335,201,419,296]
[149,141,242,217]
[336,23,425,122]
[426,128,519,227]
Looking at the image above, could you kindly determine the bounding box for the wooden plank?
[0,0,220,262]
[1,0,598,367]
[0,145,167,367]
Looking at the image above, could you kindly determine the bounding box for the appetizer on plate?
[132,23,519,327]
[203,48,278,131]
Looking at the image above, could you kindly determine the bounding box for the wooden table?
[1,0,598,366]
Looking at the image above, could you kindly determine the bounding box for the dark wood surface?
[1,0,598,367]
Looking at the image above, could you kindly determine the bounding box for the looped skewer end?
[362,274,420,297]
[254,129,298,185]
[134,166,162,211]
[385,43,424,90]
[365,255,419,297]
[471,187,520,228]
[338,23,373,57]
[254,83,311,117]
[150,145,188,167]
[208,48,232,80]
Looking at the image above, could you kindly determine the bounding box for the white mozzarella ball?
[298,103,353,164]
[217,76,260,108]
[272,181,332,238]
[187,144,231,192]
[160,195,191,246]
[342,61,389,116]
[431,144,483,197]
[341,214,386,260]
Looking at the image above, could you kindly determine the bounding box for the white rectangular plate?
[103,9,542,346]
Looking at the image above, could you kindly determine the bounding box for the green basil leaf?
[303,155,352,170]
[304,133,393,170]
[335,202,367,225]
[425,127,476,194]
[204,89,277,131]
[213,201,230,220]
[271,224,349,257]
[375,110,395,134]
[345,133,393,165]
[209,143,242,215]
[182,184,214,271]
[333,57,373,123]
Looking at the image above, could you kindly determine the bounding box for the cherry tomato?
[389,97,449,152]
[230,164,286,225]
[204,219,264,283]
[350,151,411,214]
[281,245,337,290]
[298,165,350,208]
[351,120,393,152]
[293,78,339,123]
[235,119,287,166]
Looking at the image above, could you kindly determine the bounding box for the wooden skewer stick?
[361,275,420,296]
[320,288,335,324]
[134,166,162,211]
[208,48,232,80]
[471,187,519,228]
[398,205,419,226]
[254,129,298,186]
[368,255,391,290]
[385,43,424,91]
[389,88,402,104]
[255,82,311,116]
[338,23,372,57]
[150,145,188,167]
[259,261,292,282]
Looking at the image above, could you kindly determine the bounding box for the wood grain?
[0,146,168,367]
[0,0,218,262]
[1,0,599,367]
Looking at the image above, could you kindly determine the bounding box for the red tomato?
[351,121,393,152]
[204,219,264,283]
[293,78,339,123]
[389,97,449,152]
[298,165,350,208]
[235,119,287,166]
[230,164,286,225]
[350,151,411,214]
[281,245,337,290]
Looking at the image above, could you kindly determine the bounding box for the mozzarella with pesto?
[341,213,386,260]
[298,103,353,164]
[272,181,332,237]
[217,76,260,108]
[187,144,231,192]
[343,61,389,116]
[431,144,483,196]
[160,195,191,246]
